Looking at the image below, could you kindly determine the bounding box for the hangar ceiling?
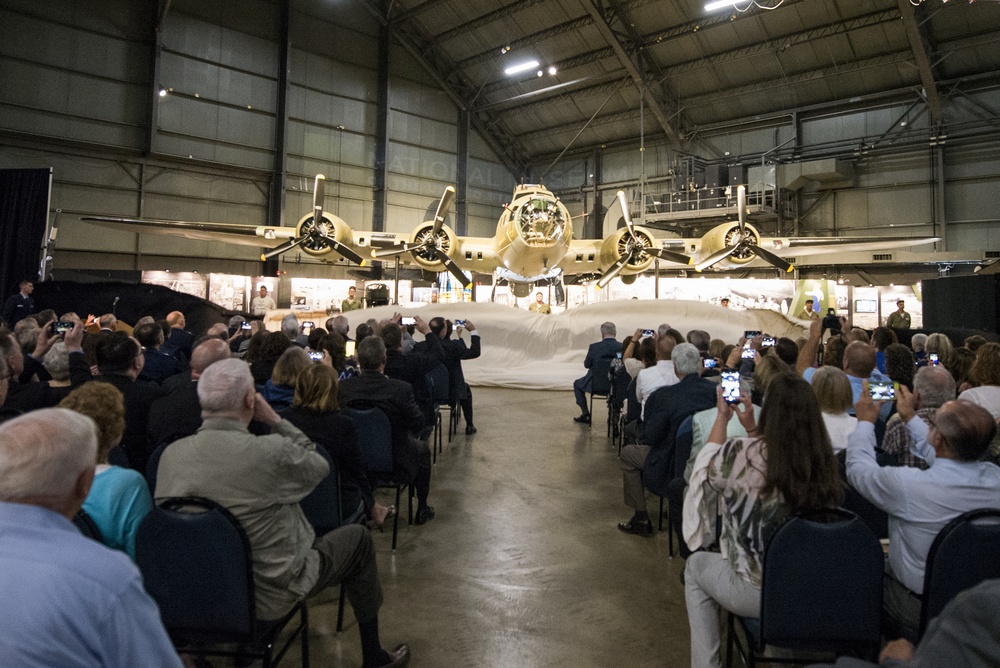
[356,0,1000,172]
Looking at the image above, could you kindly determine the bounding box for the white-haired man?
[156,359,409,668]
[0,408,181,666]
[572,321,621,424]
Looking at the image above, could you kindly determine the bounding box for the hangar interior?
[2,0,1000,287]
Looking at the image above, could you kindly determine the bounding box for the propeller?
[694,185,793,273]
[597,191,692,289]
[372,186,471,287]
[259,175,366,266]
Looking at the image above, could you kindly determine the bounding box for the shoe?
[617,517,654,537]
[574,414,592,424]
[465,425,477,435]
[415,506,436,525]
[376,644,410,668]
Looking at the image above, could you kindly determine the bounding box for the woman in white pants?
[684,373,843,668]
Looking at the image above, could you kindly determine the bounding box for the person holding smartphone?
[685,373,842,667]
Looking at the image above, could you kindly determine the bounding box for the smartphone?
[642,329,655,337]
[928,353,939,366]
[400,316,416,326]
[741,346,755,360]
[53,321,74,334]
[721,371,741,404]
[761,336,776,347]
[308,351,323,362]
[703,358,717,369]
[869,381,898,401]
[616,352,623,360]
[241,322,252,331]
[744,330,761,339]
[455,319,466,327]
[301,321,314,334]
[345,340,356,357]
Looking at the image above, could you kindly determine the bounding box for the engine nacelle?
[599,226,657,275]
[293,213,354,259]
[406,222,459,272]
[702,222,761,266]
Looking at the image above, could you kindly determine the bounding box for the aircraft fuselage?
[493,185,573,281]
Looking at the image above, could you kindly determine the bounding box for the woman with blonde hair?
[959,342,1000,418]
[811,366,857,453]
[60,382,152,560]
[924,333,954,368]
[281,364,394,528]
[263,346,311,410]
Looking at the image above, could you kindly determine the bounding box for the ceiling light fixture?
[504,60,540,76]
[704,0,785,12]
[548,66,557,75]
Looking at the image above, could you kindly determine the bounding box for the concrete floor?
[307,387,692,668]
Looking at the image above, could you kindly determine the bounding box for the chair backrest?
[135,497,256,642]
[590,357,613,395]
[72,509,103,542]
[609,363,631,408]
[298,445,344,537]
[426,363,450,405]
[672,415,695,479]
[840,482,889,540]
[340,406,394,474]
[759,508,883,651]
[624,377,640,423]
[920,508,1000,636]
[145,441,171,493]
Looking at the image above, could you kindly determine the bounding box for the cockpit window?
[516,198,566,245]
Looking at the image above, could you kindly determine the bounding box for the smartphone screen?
[400,317,416,326]
[744,330,761,339]
[741,346,755,360]
[929,353,939,365]
[308,351,323,362]
[703,358,717,369]
[721,371,741,404]
[869,381,898,401]
[642,329,654,337]
[345,340,356,357]
[761,336,776,347]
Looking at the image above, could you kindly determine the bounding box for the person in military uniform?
[799,298,820,320]
[528,292,551,314]
[341,285,363,312]
[887,299,911,332]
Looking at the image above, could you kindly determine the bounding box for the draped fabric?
[0,168,51,296]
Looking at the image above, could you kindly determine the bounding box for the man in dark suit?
[381,316,443,430]
[617,343,717,536]
[414,317,481,434]
[160,311,194,363]
[90,333,164,474]
[340,336,436,525]
[573,321,621,424]
[134,322,184,384]
[146,338,232,448]
[2,280,35,327]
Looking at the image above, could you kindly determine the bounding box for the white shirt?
[959,385,1000,419]
[636,360,679,418]
[846,419,1000,593]
[251,295,276,316]
[822,411,858,454]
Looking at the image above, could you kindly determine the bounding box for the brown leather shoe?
[378,644,410,667]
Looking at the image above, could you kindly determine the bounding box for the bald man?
[849,387,1000,640]
[147,338,232,448]
[0,409,182,666]
[160,310,194,362]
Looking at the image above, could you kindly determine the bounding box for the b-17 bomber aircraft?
[81,176,938,296]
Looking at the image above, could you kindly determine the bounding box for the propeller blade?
[261,236,306,260]
[694,244,741,272]
[646,247,693,266]
[433,248,471,288]
[737,184,746,234]
[312,175,326,226]
[597,255,631,289]
[751,245,794,273]
[371,244,415,259]
[616,190,636,238]
[431,186,457,235]
[319,235,366,266]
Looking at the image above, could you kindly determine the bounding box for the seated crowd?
[576,317,1000,667]
[0,305,483,667]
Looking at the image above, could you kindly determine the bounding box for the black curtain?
[0,168,51,296]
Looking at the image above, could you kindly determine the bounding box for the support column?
[456,109,469,235]
[146,1,166,154]
[934,143,947,251]
[591,147,603,239]
[265,0,291,277]
[373,21,390,233]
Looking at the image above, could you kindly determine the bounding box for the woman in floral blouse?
[684,373,842,668]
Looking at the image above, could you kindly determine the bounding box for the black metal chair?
[619,376,640,453]
[919,508,1000,639]
[426,363,457,459]
[135,496,309,668]
[340,405,412,551]
[607,363,632,446]
[727,508,883,667]
[72,508,103,542]
[588,356,614,432]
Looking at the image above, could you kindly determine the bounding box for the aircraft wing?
[78,216,297,249]
[768,236,939,258]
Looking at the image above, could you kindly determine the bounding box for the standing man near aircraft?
[529,292,551,314]
[251,285,276,317]
[342,286,363,312]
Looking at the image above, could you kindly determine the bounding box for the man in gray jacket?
[156,358,409,668]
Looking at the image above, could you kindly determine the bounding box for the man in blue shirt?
[0,408,181,667]
[848,384,1000,641]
